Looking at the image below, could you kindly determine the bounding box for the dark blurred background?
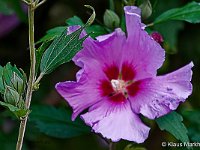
[0,0,200,150]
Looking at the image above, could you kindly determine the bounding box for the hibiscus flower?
[56,6,193,143]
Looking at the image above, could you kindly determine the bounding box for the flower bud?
[139,0,152,19]
[151,32,164,44]
[103,9,120,29]
[4,86,20,105]
[17,99,26,109]
[11,72,25,94]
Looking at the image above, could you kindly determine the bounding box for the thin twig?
[35,0,40,4]
[34,0,47,9]
[33,72,44,87]
[21,0,30,5]
[146,22,154,27]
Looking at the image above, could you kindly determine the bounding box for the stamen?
[111,79,119,89]
[111,79,126,92]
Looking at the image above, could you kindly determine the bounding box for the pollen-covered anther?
[111,79,128,95]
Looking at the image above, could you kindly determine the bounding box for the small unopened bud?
[33,83,40,91]
[139,0,152,19]
[151,32,164,44]
[103,9,120,29]
[4,86,20,105]
[17,99,26,109]
[11,72,25,94]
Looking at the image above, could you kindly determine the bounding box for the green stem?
[109,142,116,150]
[146,22,154,27]
[109,0,115,11]
[16,118,28,150]
[16,2,36,150]
[33,72,44,90]
[25,2,36,109]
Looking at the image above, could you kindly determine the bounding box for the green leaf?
[36,26,66,44]
[154,21,184,54]
[67,16,107,38]
[0,66,4,93]
[154,1,200,24]
[156,111,189,143]
[66,16,84,26]
[4,63,25,81]
[29,105,91,138]
[39,5,95,75]
[35,42,51,75]
[150,0,184,54]
[86,25,107,38]
[37,16,84,44]
[40,27,88,74]
[182,110,200,142]
[0,101,29,119]
[0,101,19,112]
[182,110,200,125]
[37,5,95,45]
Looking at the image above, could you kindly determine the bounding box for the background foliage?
[0,0,200,150]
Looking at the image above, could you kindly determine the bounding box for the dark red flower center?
[99,62,140,103]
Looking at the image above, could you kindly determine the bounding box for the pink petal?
[124,6,141,38]
[56,68,104,120]
[67,25,92,40]
[73,28,126,70]
[128,62,193,119]
[56,51,108,120]
[123,6,165,80]
[81,99,150,143]
[96,32,115,42]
